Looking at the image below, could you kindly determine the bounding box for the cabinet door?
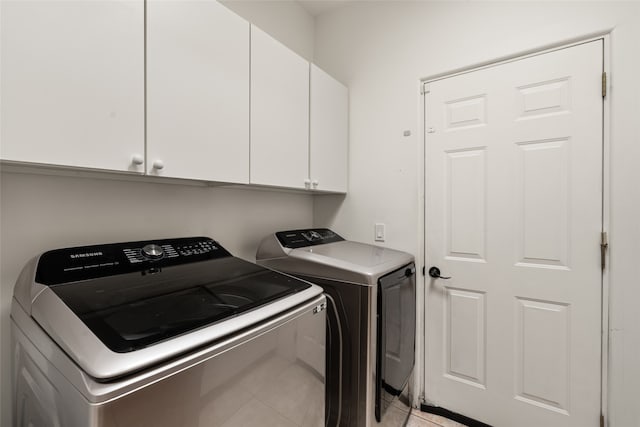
[0,1,144,172]
[310,65,348,193]
[250,25,309,189]
[146,0,250,182]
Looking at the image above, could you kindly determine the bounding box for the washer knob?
[142,244,164,259]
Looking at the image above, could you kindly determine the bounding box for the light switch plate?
[375,223,385,242]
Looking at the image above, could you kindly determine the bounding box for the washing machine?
[256,228,416,427]
[11,236,326,427]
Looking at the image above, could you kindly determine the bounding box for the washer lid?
[43,256,310,354]
[17,237,322,379]
[286,240,415,284]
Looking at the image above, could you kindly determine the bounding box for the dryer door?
[376,263,416,421]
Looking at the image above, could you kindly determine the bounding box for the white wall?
[221,0,315,60]
[313,2,640,426]
[0,2,317,425]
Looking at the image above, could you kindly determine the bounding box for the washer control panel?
[175,240,218,257]
[122,239,220,264]
[36,237,229,286]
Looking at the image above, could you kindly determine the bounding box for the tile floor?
[384,399,467,427]
[406,410,467,427]
[197,347,465,427]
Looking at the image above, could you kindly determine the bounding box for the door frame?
[416,32,612,425]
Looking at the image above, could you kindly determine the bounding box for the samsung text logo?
[70,252,103,259]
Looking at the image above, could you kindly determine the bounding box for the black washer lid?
[31,237,311,353]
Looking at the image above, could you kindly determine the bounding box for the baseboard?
[419,403,493,427]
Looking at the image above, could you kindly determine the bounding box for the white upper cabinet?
[250,25,310,190]
[146,0,250,182]
[1,2,348,193]
[0,0,144,172]
[310,65,348,193]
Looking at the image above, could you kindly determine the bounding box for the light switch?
[375,223,385,242]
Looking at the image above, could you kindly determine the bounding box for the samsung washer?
[256,229,416,427]
[11,236,326,427]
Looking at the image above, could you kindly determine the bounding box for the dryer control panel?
[276,228,344,249]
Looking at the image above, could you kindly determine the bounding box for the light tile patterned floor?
[383,398,467,427]
[407,408,467,427]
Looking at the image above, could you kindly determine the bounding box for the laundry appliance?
[256,228,416,427]
[11,236,326,427]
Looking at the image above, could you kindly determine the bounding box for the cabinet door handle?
[304,178,311,189]
[312,180,319,188]
[131,154,144,166]
[152,160,164,170]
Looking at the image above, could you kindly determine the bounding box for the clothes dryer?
[257,229,416,427]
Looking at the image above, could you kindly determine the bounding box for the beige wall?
[313,2,640,426]
[221,0,315,60]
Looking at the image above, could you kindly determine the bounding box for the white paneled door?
[425,40,603,427]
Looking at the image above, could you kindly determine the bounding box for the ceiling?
[296,0,350,17]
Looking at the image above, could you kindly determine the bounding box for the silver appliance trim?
[12,294,327,403]
[34,284,322,379]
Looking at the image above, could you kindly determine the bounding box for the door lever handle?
[428,267,451,280]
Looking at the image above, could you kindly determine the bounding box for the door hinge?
[600,232,608,270]
[602,72,607,98]
[421,83,430,95]
[600,413,605,427]
[422,266,426,276]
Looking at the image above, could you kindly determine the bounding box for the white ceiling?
[296,0,350,17]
